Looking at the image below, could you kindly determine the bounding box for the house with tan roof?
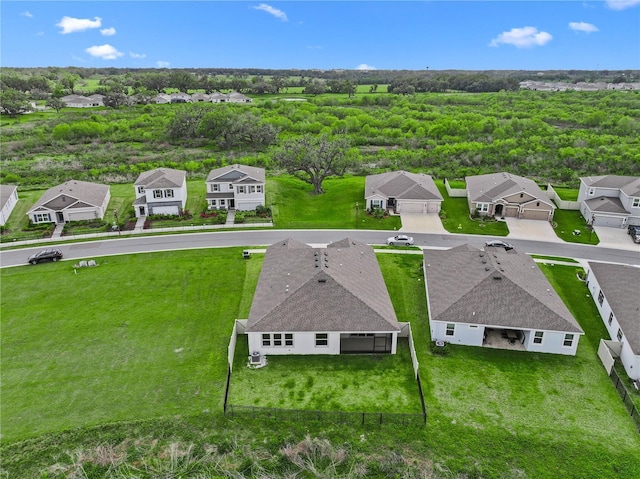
[577,175,640,228]
[26,180,110,224]
[465,172,555,221]
[365,171,442,214]
[0,185,18,226]
[423,245,583,355]
[206,164,265,211]
[243,238,402,355]
[133,168,187,217]
[586,262,640,380]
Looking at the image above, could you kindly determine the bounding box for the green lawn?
[434,180,510,236]
[267,175,402,230]
[552,186,580,201]
[553,208,600,245]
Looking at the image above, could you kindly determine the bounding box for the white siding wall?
[0,188,18,226]
[522,329,579,356]
[248,332,341,355]
[366,196,386,210]
[234,184,265,210]
[431,320,484,346]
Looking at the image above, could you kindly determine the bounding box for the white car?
[387,234,414,246]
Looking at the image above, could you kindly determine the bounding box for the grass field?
[553,208,600,245]
[552,186,580,201]
[267,175,402,230]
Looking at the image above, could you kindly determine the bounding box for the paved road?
[1,229,638,268]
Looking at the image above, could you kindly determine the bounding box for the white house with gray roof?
[466,172,555,221]
[244,238,402,356]
[423,245,583,355]
[365,171,442,214]
[27,180,110,224]
[133,168,187,217]
[577,175,640,228]
[206,164,265,211]
[586,262,640,380]
[0,185,18,226]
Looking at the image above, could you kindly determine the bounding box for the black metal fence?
[609,365,640,433]
[225,404,426,427]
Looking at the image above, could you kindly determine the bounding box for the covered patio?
[482,328,526,351]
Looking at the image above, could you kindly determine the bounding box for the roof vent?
[482,260,487,264]
[318,278,327,283]
[493,275,502,280]
[485,267,490,271]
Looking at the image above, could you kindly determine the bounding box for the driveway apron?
[505,218,563,243]
[399,213,447,234]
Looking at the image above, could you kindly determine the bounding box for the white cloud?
[356,64,376,70]
[56,16,102,34]
[85,44,124,60]
[157,61,170,68]
[606,0,640,10]
[101,27,116,36]
[253,4,288,21]
[569,21,598,33]
[21,11,33,18]
[489,26,553,48]
[130,52,146,59]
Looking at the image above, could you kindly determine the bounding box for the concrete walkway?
[225,210,236,226]
[133,216,146,233]
[505,218,562,243]
[399,213,447,234]
[51,223,65,239]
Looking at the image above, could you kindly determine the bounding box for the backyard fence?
[225,404,426,427]
[546,184,581,210]
[609,364,640,433]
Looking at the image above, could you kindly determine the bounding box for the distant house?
[190,92,210,102]
[209,92,226,103]
[226,92,252,103]
[465,172,555,221]
[205,164,265,211]
[364,171,442,214]
[423,245,583,355]
[60,94,104,108]
[577,175,640,228]
[26,180,110,224]
[151,93,172,104]
[586,262,640,380]
[133,168,187,217]
[244,238,402,356]
[169,92,192,103]
[0,185,18,226]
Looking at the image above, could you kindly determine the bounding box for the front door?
[229,199,235,209]
[495,204,504,217]
[56,212,64,223]
[139,206,146,216]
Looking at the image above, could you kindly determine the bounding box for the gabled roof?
[246,238,400,333]
[581,175,640,197]
[206,164,265,183]
[466,172,551,205]
[588,262,640,355]
[27,180,109,214]
[584,196,629,215]
[135,168,186,188]
[0,185,17,210]
[365,171,442,201]
[424,245,583,333]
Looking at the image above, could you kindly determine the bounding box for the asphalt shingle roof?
[466,172,550,204]
[588,262,640,354]
[135,168,186,189]
[365,171,442,201]
[206,164,265,183]
[424,245,583,333]
[584,196,629,214]
[246,238,400,333]
[28,180,109,213]
[581,175,640,197]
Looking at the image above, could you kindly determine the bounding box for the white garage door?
[152,206,180,216]
[426,202,440,213]
[398,202,424,213]
[593,215,625,228]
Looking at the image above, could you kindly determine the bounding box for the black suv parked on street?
[27,249,63,265]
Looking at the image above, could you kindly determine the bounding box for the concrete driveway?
[399,213,447,234]
[505,218,563,243]
[594,226,640,252]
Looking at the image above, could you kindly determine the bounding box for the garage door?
[521,209,550,220]
[398,202,424,214]
[426,202,441,213]
[593,215,625,228]
[151,206,180,215]
[505,206,519,217]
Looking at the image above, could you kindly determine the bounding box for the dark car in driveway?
[27,249,63,265]
[628,225,640,244]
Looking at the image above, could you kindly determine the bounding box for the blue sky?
[2,1,639,70]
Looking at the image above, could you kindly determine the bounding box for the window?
[477,203,489,213]
[249,185,256,193]
[608,312,614,325]
[34,213,51,223]
[153,189,163,199]
[220,199,226,206]
[211,184,219,192]
[617,329,623,341]
[237,186,245,194]
[209,199,217,207]
[445,323,455,336]
[273,333,282,346]
[597,290,604,306]
[633,198,640,208]
[137,186,145,194]
[285,333,293,346]
[164,189,174,198]
[315,333,328,347]
[563,334,574,347]
[533,331,544,344]
[262,333,271,347]
[229,184,233,190]
[371,199,383,209]
[256,185,263,193]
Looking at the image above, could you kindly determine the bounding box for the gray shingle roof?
[365,171,442,201]
[588,262,640,354]
[246,238,400,333]
[424,245,583,333]
[206,164,265,183]
[581,175,640,197]
[27,180,109,213]
[135,168,186,188]
[466,172,550,204]
[584,196,629,214]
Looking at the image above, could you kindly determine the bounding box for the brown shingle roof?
[246,238,400,333]
[27,180,109,213]
[365,171,442,201]
[135,168,186,188]
[424,245,582,333]
[466,172,551,204]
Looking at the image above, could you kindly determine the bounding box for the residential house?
[169,92,192,103]
[60,94,104,108]
[244,238,402,355]
[0,185,18,226]
[423,245,583,355]
[465,172,555,221]
[205,164,265,211]
[191,92,210,102]
[227,92,252,103]
[151,93,172,104]
[364,171,443,214]
[26,180,110,224]
[586,262,640,380]
[209,92,227,103]
[577,175,640,228]
[133,168,187,217]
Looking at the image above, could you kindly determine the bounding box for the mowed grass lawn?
[0,248,263,442]
[267,175,402,230]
